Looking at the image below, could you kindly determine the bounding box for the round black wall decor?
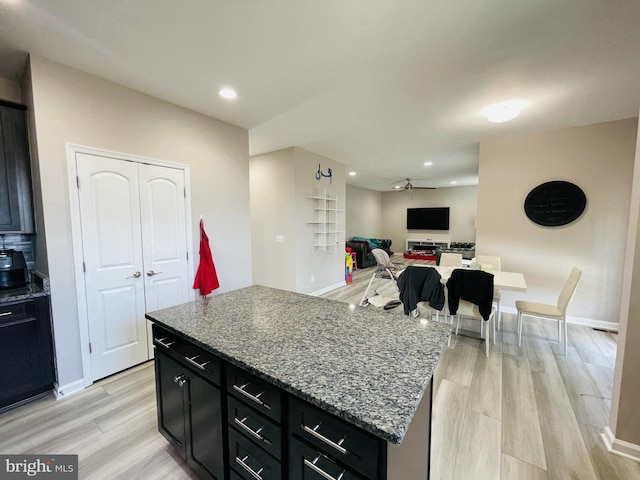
[524,181,587,227]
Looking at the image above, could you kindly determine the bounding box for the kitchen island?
[146,285,451,480]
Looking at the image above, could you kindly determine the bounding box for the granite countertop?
[145,285,451,444]
[0,271,50,303]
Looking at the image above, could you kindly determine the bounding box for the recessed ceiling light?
[348,171,357,176]
[218,88,237,99]
[394,185,402,189]
[450,180,457,185]
[424,161,433,167]
[480,100,530,123]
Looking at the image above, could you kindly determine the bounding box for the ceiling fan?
[393,178,435,191]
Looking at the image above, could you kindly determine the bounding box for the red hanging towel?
[193,219,220,296]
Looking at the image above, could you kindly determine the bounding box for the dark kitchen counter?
[0,271,50,303]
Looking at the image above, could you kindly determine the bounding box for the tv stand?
[406,234,451,251]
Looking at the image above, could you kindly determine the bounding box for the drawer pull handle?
[234,416,268,443]
[302,423,347,455]
[233,383,270,409]
[173,375,187,387]
[155,338,175,349]
[304,455,345,480]
[185,355,210,371]
[0,312,12,317]
[235,455,264,480]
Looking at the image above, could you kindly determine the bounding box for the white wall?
[250,147,346,295]
[26,56,252,387]
[477,118,638,325]
[345,184,382,240]
[381,186,478,252]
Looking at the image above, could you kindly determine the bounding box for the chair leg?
[496,300,502,331]
[517,311,523,346]
[359,271,378,306]
[563,319,568,356]
[455,315,460,335]
[485,319,490,357]
[492,314,496,345]
[558,319,562,343]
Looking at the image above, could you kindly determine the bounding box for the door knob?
[147,270,162,276]
[127,271,141,279]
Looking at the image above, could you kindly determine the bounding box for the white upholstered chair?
[439,252,463,267]
[454,300,496,357]
[475,255,503,329]
[516,267,582,355]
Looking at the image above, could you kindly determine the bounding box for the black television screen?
[406,207,450,230]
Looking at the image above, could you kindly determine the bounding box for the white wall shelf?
[307,190,345,250]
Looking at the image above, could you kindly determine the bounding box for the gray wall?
[25,56,253,388]
[381,186,478,252]
[345,184,382,240]
[251,147,346,295]
[477,117,637,324]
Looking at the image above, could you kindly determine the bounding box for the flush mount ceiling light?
[348,171,357,176]
[423,161,433,167]
[480,100,530,123]
[218,88,237,99]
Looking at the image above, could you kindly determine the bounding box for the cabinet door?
[186,371,225,480]
[0,103,33,233]
[0,298,54,410]
[154,352,187,452]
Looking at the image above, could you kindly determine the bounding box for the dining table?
[430,265,527,292]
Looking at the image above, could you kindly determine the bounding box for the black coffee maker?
[0,248,29,289]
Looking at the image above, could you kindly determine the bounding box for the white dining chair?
[439,252,463,266]
[454,300,496,357]
[516,266,582,355]
[475,255,502,330]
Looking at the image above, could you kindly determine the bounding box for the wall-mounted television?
[406,207,450,230]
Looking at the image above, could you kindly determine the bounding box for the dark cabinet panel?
[188,370,225,479]
[0,101,33,233]
[154,348,224,480]
[0,296,54,411]
[229,428,282,480]
[155,352,187,450]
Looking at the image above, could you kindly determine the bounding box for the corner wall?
[476,118,638,325]
[345,184,382,240]
[250,147,346,295]
[27,56,252,387]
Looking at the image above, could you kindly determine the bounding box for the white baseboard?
[602,426,640,463]
[54,379,85,400]
[500,306,619,332]
[309,281,347,297]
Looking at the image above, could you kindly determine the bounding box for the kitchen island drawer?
[227,364,281,422]
[230,428,282,480]
[152,325,221,386]
[289,396,381,479]
[289,437,366,480]
[228,395,282,459]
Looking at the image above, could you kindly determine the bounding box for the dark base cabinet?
[152,324,433,480]
[0,296,54,411]
[155,348,225,480]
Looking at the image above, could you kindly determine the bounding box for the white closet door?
[138,164,191,355]
[76,153,148,381]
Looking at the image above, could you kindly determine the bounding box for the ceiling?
[1,1,639,191]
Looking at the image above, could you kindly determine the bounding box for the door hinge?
[89,342,92,354]
[186,251,189,261]
[184,188,186,198]
[83,261,86,272]
[76,176,80,189]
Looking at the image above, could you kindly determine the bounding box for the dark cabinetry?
[0,296,54,411]
[153,327,225,480]
[152,325,400,480]
[0,100,33,233]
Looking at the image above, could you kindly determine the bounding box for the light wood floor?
[1,256,638,479]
